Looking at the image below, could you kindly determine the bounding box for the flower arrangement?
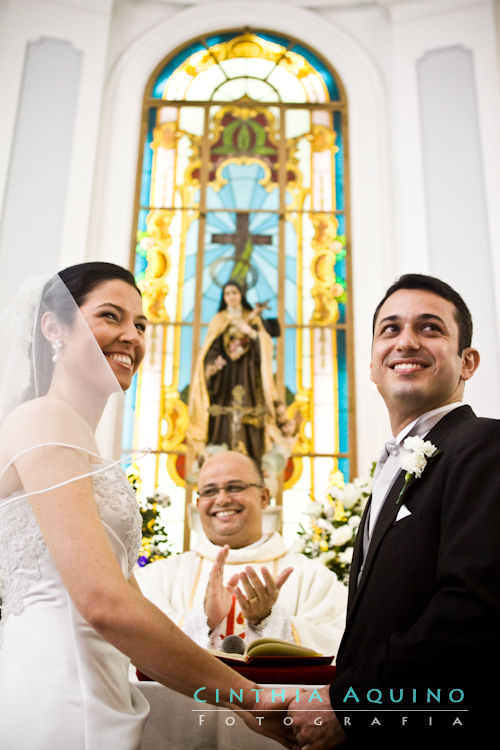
[297,469,372,585]
[127,464,172,567]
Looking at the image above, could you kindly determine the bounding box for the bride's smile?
[78,279,147,391]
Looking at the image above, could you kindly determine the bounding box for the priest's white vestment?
[135,531,347,657]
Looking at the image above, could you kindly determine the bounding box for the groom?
[287,274,500,748]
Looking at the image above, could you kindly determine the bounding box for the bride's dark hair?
[58,262,141,309]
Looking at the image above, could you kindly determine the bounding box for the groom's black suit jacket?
[329,405,500,744]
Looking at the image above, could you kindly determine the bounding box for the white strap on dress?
[0,443,146,508]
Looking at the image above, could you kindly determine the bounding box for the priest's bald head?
[196,451,270,548]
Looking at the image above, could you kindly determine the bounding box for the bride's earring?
[52,339,63,363]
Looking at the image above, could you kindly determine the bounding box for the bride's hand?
[241,687,299,749]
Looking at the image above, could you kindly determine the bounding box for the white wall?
[0,0,498,476]
[0,37,83,299]
[0,0,115,284]
[418,44,500,416]
[388,0,500,421]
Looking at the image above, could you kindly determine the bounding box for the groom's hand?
[288,687,346,749]
[242,686,299,749]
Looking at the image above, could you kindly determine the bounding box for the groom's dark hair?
[372,274,473,354]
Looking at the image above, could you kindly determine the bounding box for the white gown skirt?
[0,597,150,750]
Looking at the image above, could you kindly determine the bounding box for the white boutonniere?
[397,436,441,504]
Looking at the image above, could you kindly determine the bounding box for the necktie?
[360,438,401,574]
[368,438,401,535]
[372,438,398,482]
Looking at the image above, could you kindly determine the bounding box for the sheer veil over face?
[0,273,136,506]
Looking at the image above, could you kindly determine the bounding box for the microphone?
[221,635,245,655]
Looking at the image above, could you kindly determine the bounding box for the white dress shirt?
[366,401,463,541]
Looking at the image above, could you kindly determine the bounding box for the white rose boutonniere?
[397,436,441,504]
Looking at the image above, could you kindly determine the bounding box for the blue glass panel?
[250,247,279,318]
[182,275,198,320]
[137,208,148,233]
[285,254,297,283]
[122,373,138,452]
[179,212,200,402]
[284,327,297,395]
[201,292,220,323]
[336,328,349,455]
[179,324,193,398]
[151,42,205,98]
[284,281,297,323]
[201,209,279,325]
[333,112,344,210]
[204,32,240,47]
[181,218,200,320]
[139,109,156,206]
[334,248,347,324]
[290,43,339,102]
[284,218,298,324]
[184,249,198,281]
[337,457,350,481]
[134,252,147,281]
[335,249,346,279]
[203,160,281,326]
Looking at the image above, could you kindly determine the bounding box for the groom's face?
[370,288,477,431]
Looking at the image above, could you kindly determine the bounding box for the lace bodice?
[92,465,143,575]
[0,464,142,646]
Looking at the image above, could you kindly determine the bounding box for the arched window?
[126,30,355,550]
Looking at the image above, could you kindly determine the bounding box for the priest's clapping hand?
[204,544,240,631]
[236,564,293,625]
[204,544,293,630]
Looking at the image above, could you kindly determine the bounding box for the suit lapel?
[347,472,406,615]
[346,404,476,620]
[346,506,367,613]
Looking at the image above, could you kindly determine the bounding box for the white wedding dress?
[0,462,150,750]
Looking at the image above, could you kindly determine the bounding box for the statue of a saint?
[188,281,278,464]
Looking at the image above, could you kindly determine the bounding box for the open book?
[136,637,336,684]
[211,636,333,666]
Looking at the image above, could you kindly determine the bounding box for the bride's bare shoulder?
[0,398,89,452]
[5,396,77,424]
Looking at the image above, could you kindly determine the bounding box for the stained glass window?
[127,31,355,550]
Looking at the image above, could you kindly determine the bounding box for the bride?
[0,262,293,750]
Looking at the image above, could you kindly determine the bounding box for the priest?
[136,451,347,655]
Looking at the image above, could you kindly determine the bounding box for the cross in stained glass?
[211,213,272,287]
